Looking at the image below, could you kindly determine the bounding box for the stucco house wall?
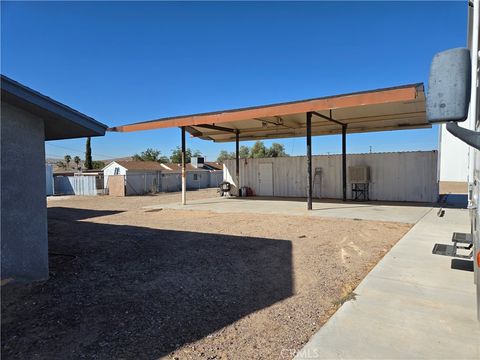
[1,75,107,281]
[1,102,49,280]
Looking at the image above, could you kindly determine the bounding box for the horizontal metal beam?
[311,111,345,126]
[185,126,203,137]
[253,117,296,129]
[195,124,237,133]
[209,123,431,142]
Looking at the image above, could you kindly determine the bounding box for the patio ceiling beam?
[311,110,346,126]
[252,117,296,129]
[195,124,237,133]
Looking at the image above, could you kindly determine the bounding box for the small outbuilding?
[1,75,107,281]
[103,160,164,195]
[159,160,223,191]
[103,158,223,195]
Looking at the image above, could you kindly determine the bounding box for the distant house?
[103,157,223,195]
[103,160,163,195]
[159,160,223,192]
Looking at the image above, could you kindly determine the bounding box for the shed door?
[258,163,273,196]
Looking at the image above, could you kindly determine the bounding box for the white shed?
[103,161,163,195]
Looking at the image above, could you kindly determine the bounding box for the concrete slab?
[295,208,480,360]
[146,197,432,224]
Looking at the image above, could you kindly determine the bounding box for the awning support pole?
[307,112,313,210]
[342,124,347,202]
[235,130,240,195]
[181,126,186,205]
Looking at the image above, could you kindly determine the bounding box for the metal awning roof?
[108,83,428,142]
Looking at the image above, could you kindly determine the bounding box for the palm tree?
[64,154,71,169]
[73,156,81,170]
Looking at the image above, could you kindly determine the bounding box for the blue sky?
[1,1,467,161]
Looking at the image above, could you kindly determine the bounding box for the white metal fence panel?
[161,173,181,192]
[125,172,161,195]
[45,164,54,196]
[224,151,439,202]
[209,171,223,187]
[54,176,97,196]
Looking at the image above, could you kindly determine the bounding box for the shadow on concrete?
[451,259,474,272]
[225,196,435,208]
[438,194,468,209]
[1,207,293,359]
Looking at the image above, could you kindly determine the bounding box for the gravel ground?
[2,190,411,359]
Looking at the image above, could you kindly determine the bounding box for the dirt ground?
[2,189,411,360]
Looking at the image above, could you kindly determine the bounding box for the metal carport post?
[342,124,347,202]
[311,111,348,202]
[342,124,347,201]
[236,130,240,194]
[181,126,186,205]
[306,112,312,210]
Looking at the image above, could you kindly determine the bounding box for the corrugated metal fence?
[224,151,439,202]
[54,176,98,196]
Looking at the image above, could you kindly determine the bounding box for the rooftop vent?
[191,156,205,168]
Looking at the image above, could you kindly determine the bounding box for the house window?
[193,174,199,180]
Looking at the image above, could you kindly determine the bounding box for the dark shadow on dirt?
[47,207,124,221]
[1,207,293,359]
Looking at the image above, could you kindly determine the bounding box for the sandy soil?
[2,190,411,359]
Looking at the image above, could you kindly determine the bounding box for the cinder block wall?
[1,103,49,281]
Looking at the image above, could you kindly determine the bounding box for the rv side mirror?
[426,48,471,123]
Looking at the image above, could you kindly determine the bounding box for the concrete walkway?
[295,207,480,359]
[147,197,432,224]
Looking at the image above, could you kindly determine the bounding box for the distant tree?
[158,155,169,163]
[133,148,158,161]
[56,160,66,169]
[132,148,169,163]
[170,147,200,163]
[192,149,202,157]
[267,143,288,157]
[217,143,288,162]
[250,141,267,158]
[91,160,105,169]
[239,145,250,158]
[217,150,235,162]
[64,155,71,168]
[73,156,81,169]
[85,137,93,170]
